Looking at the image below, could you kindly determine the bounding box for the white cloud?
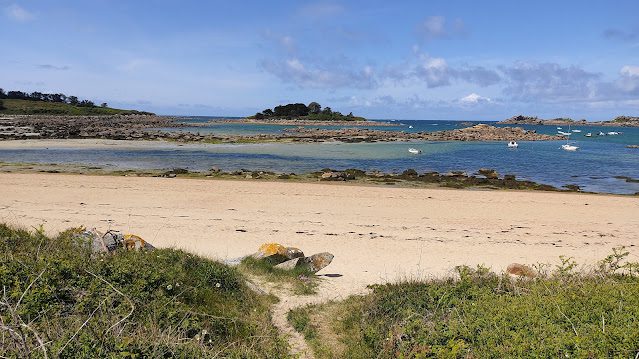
[460,93,491,104]
[620,65,639,77]
[618,65,639,93]
[5,4,34,22]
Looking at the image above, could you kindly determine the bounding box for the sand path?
[2,173,638,357]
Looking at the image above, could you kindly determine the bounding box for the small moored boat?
[598,131,605,136]
[561,143,579,151]
[585,133,592,137]
[507,141,518,148]
[408,148,421,154]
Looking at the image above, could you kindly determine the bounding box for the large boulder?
[273,253,335,273]
[300,252,334,273]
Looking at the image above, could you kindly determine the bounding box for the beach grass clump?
[238,256,319,295]
[290,255,639,358]
[0,223,289,358]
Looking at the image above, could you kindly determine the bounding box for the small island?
[250,102,365,121]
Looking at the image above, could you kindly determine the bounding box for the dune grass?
[290,256,639,358]
[238,256,320,295]
[0,224,290,358]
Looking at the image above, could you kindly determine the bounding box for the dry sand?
[1,172,638,301]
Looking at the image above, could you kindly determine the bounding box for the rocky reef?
[498,115,639,127]
[282,124,560,142]
[0,115,179,140]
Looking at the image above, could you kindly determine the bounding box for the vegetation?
[250,102,365,121]
[0,224,289,358]
[613,116,639,123]
[290,252,639,358]
[0,88,153,115]
[238,257,319,295]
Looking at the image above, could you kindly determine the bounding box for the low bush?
[0,224,289,358]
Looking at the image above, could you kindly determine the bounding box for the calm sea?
[2,118,638,194]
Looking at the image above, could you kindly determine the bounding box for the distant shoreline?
[497,115,639,127]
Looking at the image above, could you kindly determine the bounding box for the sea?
[2,117,638,194]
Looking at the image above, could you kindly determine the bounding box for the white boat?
[561,144,579,151]
[585,133,592,137]
[572,129,581,133]
[408,125,413,129]
[557,127,562,129]
[598,131,605,136]
[607,131,619,135]
[507,141,518,148]
[558,131,572,136]
[408,148,421,154]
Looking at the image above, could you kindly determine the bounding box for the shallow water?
[2,131,638,194]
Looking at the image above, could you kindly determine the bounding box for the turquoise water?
[1,119,638,194]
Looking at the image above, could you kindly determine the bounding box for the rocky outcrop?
[283,124,559,142]
[498,115,639,127]
[0,114,180,140]
[252,243,334,273]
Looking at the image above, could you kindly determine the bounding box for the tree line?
[0,88,108,108]
[253,102,360,120]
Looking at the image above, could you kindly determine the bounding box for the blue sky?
[1,0,638,120]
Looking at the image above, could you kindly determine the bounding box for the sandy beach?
[2,172,637,300]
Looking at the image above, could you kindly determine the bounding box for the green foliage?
[295,263,639,359]
[250,102,365,121]
[239,257,319,295]
[0,99,5,110]
[0,224,289,358]
[0,99,153,115]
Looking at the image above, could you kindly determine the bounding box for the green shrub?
[0,224,289,358]
[295,262,639,359]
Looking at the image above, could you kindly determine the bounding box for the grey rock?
[274,257,302,270]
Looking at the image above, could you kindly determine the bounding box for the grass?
[0,223,290,358]
[0,99,152,115]
[238,257,320,295]
[290,255,639,358]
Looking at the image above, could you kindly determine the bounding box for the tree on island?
[0,99,4,110]
[250,102,364,121]
[308,101,321,114]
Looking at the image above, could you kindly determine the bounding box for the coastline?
[1,172,637,300]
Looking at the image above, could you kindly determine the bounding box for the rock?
[478,168,499,179]
[506,263,536,278]
[78,228,107,253]
[286,247,305,259]
[245,174,253,179]
[503,174,516,181]
[102,230,124,252]
[300,252,334,273]
[627,145,639,149]
[252,243,305,264]
[274,257,301,270]
[210,166,221,173]
[321,171,334,179]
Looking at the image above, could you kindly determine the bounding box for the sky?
[1,0,638,120]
